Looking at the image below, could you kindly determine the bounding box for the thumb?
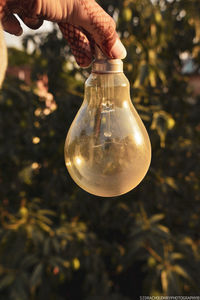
[71,0,126,59]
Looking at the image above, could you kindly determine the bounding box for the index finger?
[70,0,126,59]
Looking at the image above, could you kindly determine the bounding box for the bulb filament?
[101,100,114,138]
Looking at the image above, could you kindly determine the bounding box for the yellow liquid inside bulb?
[64,73,151,197]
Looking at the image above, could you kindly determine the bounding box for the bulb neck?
[92,45,123,74]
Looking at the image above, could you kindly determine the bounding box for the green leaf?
[151,226,170,238]
[52,238,60,254]
[30,263,43,288]
[43,238,51,256]
[139,63,149,84]
[130,227,143,237]
[170,253,184,261]
[37,221,53,234]
[21,254,39,268]
[156,225,170,234]
[172,265,191,281]
[38,209,56,216]
[165,177,178,191]
[34,213,53,225]
[161,270,168,293]
[149,214,165,224]
[0,274,15,290]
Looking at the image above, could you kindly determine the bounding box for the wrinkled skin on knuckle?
[36,0,74,21]
[72,0,117,50]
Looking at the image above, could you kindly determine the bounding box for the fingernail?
[15,27,23,36]
[110,39,127,59]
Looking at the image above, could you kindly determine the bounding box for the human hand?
[1,0,126,67]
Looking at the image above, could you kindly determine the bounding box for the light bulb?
[64,48,151,197]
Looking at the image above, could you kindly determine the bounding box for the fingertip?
[19,16,43,30]
[2,13,23,36]
[78,62,92,68]
[110,38,127,59]
[15,27,23,36]
[71,47,93,68]
[4,25,23,36]
[75,57,93,68]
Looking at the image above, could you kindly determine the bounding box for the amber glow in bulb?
[64,52,151,197]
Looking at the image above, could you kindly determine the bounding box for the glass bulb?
[64,58,151,197]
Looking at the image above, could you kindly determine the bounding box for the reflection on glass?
[65,73,151,197]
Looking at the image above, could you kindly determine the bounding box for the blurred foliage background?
[0,0,200,298]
